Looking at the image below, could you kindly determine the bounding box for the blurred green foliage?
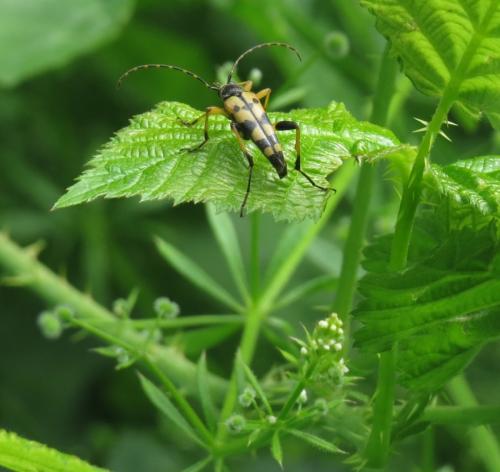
[0,0,498,471]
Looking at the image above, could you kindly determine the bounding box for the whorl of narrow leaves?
[54,101,406,221]
[0,429,108,472]
[361,0,500,124]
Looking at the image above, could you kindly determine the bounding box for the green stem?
[333,45,397,336]
[447,375,500,472]
[250,212,261,300]
[277,362,316,420]
[0,232,227,398]
[423,405,500,426]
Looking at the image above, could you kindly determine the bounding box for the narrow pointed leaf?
[181,456,212,472]
[271,432,284,468]
[54,101,405,221]
[197,353,218,431]
[0,429,108,472]
[287,429,344,454]
[206,204,249,300]
[138,374,203,446]
[275,274,338,310]
[155,237,242,312]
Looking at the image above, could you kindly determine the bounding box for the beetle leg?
[239,80,253,92]
[255,88,272,110]
[178,106,227,153]
[275,120,333,192]
[230,122,254,217]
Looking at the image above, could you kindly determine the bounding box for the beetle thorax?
[219,83,243,100]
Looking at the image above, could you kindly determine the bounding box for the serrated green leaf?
[138,374,203,446]
[197,353,218,432]
[54,101,404,221]
[271,432,284,468]
[0,0,133,87]
[355,224,500,391]
[237,352,273,415]
[0,429,108,472]
[425,156,500,218]
[287,429,344,454]
[155,237,243,312]
[362,0,500,116]
[205,204,249,301]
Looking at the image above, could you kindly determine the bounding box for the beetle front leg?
[178,106,227,153]
[255,88,272,110]
[230,122,254,217]
[275,120,332,192]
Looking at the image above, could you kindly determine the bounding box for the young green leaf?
[0,0,133,87]
[155,237,243,312]
[425,156,500,218]
[138,374,204,446]
[0,429,108,472]
[362,0,500,126]
[197,353,218,432]
[54,101,404,221]
[271,432,284,468]
[287,429,344,454]
[205,204,249,301]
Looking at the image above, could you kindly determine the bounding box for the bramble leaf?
[54,101,408,221]
[355,224,500,392]
[0,429,108,472]
[0,0,133,87]
[361,0,500,126]
[425,155,500,220]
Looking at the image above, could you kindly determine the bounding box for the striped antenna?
[227,42,302,84]
[117,64,218,90]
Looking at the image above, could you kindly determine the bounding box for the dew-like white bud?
[318,320,328,328]
[298,389,308,403]
[267,415,277,425]
[300,346,308,356]
[334,343,342,351]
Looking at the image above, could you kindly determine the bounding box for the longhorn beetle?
[118,42,332,216]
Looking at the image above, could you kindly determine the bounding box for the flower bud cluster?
[294,313,349,382]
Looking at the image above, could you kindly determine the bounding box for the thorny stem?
[367,5,498,467]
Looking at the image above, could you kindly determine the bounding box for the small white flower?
[299,389,308,403]
[341,365,349,374]
[330,324,338,332]
[334,343,342,351]
[300,346,308,356]
[338,327,344,335]
[318,320,328,328]
[267,415,277,425]
[323,344,331,351]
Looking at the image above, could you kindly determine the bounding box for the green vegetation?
[0,0,498,471]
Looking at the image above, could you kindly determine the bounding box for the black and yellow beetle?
[118,42,331,216]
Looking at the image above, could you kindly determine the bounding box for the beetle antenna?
[227,42,301,84]
[117,64,219,91]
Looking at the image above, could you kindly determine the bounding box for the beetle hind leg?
[275,120,334,192]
